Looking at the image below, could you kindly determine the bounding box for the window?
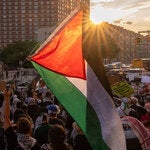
[22,10,25,13]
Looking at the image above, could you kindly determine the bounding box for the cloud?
[90,2,103,7]
[126,21,132,25]
[113,19,123,24]
[144,18,150,22]
[113,19,133,25]
[91,0,150,32]
[90,0,115,7]
[91,0,150,11]
[122,1,150,10]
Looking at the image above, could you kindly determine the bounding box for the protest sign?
[111,81,134,97]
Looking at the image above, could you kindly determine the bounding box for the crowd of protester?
[115,81,150,150]
[0,77,150,150]
[0,81,92,150]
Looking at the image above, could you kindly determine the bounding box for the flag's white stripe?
[67,61,126,150]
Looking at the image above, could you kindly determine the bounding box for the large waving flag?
[30,8,126,150]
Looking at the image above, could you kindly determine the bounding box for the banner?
[131,59,143,68]
[111,81,134,97]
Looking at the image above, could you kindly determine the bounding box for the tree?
[0,40,39,68]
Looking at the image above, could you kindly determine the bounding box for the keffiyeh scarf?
[17,133,36,150]
[122,116,150,150]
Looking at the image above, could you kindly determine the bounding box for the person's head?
[13,109,26,123]
[42,113,49,123]
[145,94,150,102]
[17,117,32,134]
[129,96,138,106]
[37,92,43,99]
[47,104,60,117]
[48,125,66,144]
[16,101,22,109]
[45,91,51,98]
[72,122,83,135]
[28,98,35,105]
[21,104,28,113]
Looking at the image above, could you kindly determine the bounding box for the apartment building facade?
[0,0,148,64]
[101,22,150,64]
[0,0,89,48]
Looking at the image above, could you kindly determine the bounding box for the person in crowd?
[16,101,23,109]
[0,112,5,149]
[11,94,20,114]
[130,98,150,125]
[0,92,4,124]
[141,84,149,96]
[4,89,41,150]
[116,97,133,117]
[121,115,150,150]
[34,113,51,146]
[37,79,48,97]
[65,113,74,144]
[21,103,28,114]
[144,95,150,113]
[37,92,44,105]
[34,107,48,128]
[25,91,35,105]
[41,124,73,150]
[13,108,26,124]
[27,97,40,124]
[47,104,65,127]
[43,91,54,106]
[71,122,92,150]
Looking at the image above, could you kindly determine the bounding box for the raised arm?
[3,89,11,131]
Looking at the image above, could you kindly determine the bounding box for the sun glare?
[90,5,124,24]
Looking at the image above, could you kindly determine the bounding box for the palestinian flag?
[30,8,126,150]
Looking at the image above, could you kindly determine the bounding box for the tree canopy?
[0,40,39,69]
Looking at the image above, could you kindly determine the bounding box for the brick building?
[0,0,89,48]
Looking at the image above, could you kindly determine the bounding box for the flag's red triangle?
[31,10,86,79]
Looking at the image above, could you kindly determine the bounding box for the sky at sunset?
[90,0,150,34]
